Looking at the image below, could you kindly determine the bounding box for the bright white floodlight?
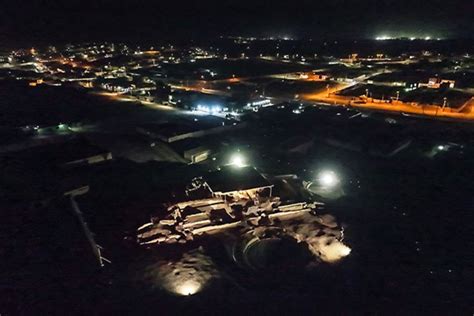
[229,153,246,168]
[317,170,339,188]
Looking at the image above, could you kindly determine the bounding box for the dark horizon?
[1,0,473,47]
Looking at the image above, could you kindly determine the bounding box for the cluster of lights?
[247,99,272,107]
[196,104,221,114]
[376,36,438,41]
[375,36,393,41]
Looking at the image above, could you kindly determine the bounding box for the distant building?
[0,55,11,66]
[169,138,211,164]
[49,140,113,167]
[422,78,456,89]
[97,76,156,94]
[3,139,113,168]
[98,77,134,93]
[340,53,360,65]
[137,116,244,143]
[205,166,273,198]
[312,73,330,81]
[244,98,272,111]
[184,147,211,164]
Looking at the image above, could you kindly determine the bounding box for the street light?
[304,169,343,200]
[316,170,340,188]
[442,97,448,112]
[229,153,246,168]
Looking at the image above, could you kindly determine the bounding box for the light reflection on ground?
[141,248,220,296]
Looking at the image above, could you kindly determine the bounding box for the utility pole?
[442,97,448,112]
[66,188,111,267]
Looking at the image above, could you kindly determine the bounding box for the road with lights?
[303,87,474,121]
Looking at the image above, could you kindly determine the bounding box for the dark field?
[0,79,181,128]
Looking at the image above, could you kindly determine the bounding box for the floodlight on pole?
[229,153,246,168]
[317,170,340,188]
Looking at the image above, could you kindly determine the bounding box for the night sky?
[1,0,473,46]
